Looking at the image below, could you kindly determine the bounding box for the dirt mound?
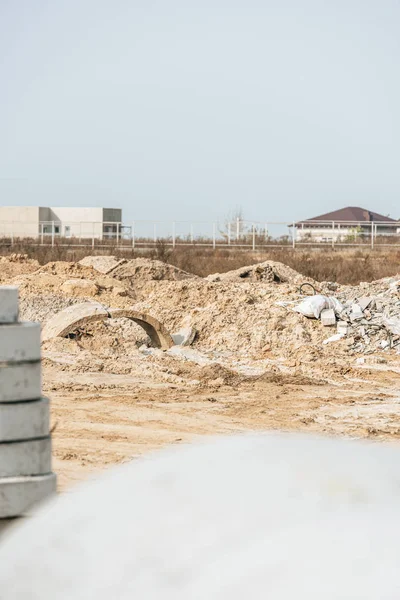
[10,261,135,322]
[197,363,243,386]
[110,258,200,287]
[207,260,316,286]
[252,372,325,386]
[61,279,100,297]
[133,278,325,357]
[79,256,127,275]
[35,261,96,278]
[0,254,40,283]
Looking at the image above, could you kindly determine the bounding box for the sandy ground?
[3,254,400,493]
[47,360,400,491]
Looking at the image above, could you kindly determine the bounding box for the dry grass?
[165,247,400,284]
[1,240,400,285]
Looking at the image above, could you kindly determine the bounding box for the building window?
[65,226,71,237]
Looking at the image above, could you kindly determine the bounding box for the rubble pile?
[0,254,399,366]
[337,277,400,354]
[207,260,316,286]
[293,275,400,355]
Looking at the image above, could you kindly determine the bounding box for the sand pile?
[207,260,317,286]
[25,259,352,360]
[133,279,326,358]
[109,257,200,286]
[79,255,127,274]
[3,255,398,364]
[7,262,135,324]
[0,254,40,282]
[79,256,199,286]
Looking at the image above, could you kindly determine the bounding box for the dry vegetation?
[1,242,400,284]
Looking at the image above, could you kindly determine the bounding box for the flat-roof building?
[0,207,122,240]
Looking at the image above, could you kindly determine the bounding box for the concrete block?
[0,473,56,518]
[350,304,364,322]
[172,327,197,347]
[337,321,349,335]
[0,437,52,477]
[0,398,49,442]
[321,309,336,326]
[358,297,374,312]
[0,322,41,363]
[0,361,41,402]
[0,287,19,323]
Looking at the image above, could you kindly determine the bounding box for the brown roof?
[299,206,397,224]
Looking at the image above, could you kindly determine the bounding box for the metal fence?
[0,219,399,250]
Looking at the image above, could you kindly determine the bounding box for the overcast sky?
[1,0,399,225]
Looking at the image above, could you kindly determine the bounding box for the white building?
[295,206,399,242]
[0,207,122,240]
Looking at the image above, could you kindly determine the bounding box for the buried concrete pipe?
[41,303,174,351]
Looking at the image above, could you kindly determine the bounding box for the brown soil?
[46,361,400,491]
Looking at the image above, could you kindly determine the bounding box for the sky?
[1,0,399,227]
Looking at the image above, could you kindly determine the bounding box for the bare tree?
[220,207,248,241]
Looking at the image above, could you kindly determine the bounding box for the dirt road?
[47,362,400,490]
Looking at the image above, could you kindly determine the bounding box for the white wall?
[48,207,103,239]
[0,206,123,240]
[0,207,40,238]
[297,226,361,242]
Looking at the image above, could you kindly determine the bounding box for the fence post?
[213,223,216,249]
[236,217,240,240]
[92,222,95,249]
[172,222,176,248]
[228,222,231,246]
[116,222,119,246]
[292,221,296,249]
[190,224,194,244]
[332,221,335,249]
[371,221,374,249]
[11,222,14,247]
[51,221,55,248]
[132,222,135,249]
[252,224,256,251]
[40,223,44,245]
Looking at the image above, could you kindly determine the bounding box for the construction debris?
[291,273,400,353]
[293,295,343,320]
[320,309,336,327]
[337,321,349,335]
[1,254,400,360]
[172,327,197,347]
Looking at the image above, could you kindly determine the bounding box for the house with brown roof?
[295,206,399,242]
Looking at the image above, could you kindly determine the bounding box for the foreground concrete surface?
[1,433,400,599]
